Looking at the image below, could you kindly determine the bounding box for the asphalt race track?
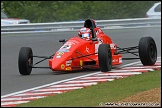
[1,27,161,96]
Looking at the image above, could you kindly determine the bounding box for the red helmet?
[78,27,91,38]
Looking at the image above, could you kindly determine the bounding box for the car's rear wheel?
[18,47,33,75]
[98,44,112,72]
[139,36,157,65]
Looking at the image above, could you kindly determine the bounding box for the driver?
[78,27,92,39]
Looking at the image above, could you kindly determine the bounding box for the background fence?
[1,18,161,34]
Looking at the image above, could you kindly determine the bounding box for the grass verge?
[17,70,161,107]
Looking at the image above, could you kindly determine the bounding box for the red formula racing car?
[18,19,157,75]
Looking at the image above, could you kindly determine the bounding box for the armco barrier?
[1,17,161,34]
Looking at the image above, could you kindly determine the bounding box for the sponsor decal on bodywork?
[95,39,102,53]
[57,52,64,55]
[57,41,77,53]
[66,67,72,70]
[110,43,116,49]
[56,55,61,58]
[80,60,83,66]
[56,52,64,58]
[61,64,65,69]
[86,46,90,53]
[66,60,72,66]
[58,49,69,52]
[119,57,122,63]
[112,59,118,63]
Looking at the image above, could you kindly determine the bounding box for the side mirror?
[59,39,66,42]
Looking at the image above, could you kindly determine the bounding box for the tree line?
[1,1,159,23]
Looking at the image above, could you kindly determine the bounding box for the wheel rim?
[28,52,33,67]
[108,51,111,65]
[149,42,156,58]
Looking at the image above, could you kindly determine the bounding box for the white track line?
[1,72,101,98]
[110,69,154,72]
[14,92,62,96]
[1,101,29,106]
[50,82,98,87]
[1,96,46,101]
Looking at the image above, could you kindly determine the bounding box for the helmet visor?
[82,33,90,38]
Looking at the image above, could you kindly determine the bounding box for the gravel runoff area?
[117,87,161,107]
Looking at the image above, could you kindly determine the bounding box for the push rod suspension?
[116,46,139,56]
[32,54,54,66]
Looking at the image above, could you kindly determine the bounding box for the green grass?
[17,70,161,107]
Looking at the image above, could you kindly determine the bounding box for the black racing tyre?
[98,44,112,72]
[18,47,33,75]
[139,37,157,65]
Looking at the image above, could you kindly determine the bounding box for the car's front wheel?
[18,47,33,75]
[98,44,112,72]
